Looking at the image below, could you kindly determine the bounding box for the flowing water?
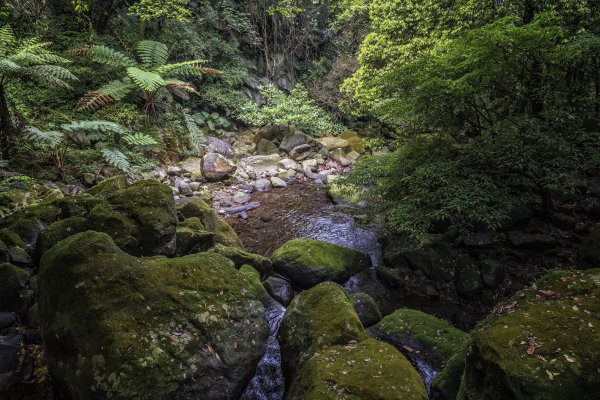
[227,183,438,398]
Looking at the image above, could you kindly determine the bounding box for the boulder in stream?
[39,231,269,400]
[458,268,600,400]
[272,239,371,288]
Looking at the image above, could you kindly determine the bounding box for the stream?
[225,183,439,398]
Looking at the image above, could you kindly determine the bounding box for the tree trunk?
[95,0,118,34]
[0,84,15,160]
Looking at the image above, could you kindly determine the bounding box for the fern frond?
[165,79,197,98]
[200,67,224,75]
[182,111,205,153]
[127,67,165,92]
[61,120,129,135]
[26,65,77,88]
[136,40,169,69]
[156,60,206,75]
[25,126,64,148]
[123,133,158,147]
[0,59,20,75]
[75,45,135,68]
[0,26,16,52]
[164,65,208,79]
[101,148,130,172]
[76,80,136,112]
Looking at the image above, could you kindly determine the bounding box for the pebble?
[233,192,252,204]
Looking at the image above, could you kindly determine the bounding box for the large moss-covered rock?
[431,344,467,400]
[350,292,382,328]
[209,243,273,275]
[0,204,59,247]
[238,264,271,305]
[278,283,367,380]
[0,263,28,312]
[34,217,87,260]
[86,175,128,197]
[272,239,371,288]
[39,231,269,400]
[286,338,427,400]
[179,199,244,248]
[53,195,101,218]
[458,268,600,400]
[87,180,177,256]
[175,217,215,256]
[371,308,467,369]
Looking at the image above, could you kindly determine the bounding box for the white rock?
[270,177,287,188]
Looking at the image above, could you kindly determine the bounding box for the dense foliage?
[342,0,600,242]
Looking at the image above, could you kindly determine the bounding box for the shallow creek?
[223,182,439,397]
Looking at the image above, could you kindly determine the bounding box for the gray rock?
[233,192,252,204]
[264,276,294,306]
[189,181,201,191]
[167,166,182,176]
[280,132,311,153]
[239,155,281,177]
[253,179,272,192]
[205,136,235,158]
[350,292,382,328]
[462,232,493,248]
[278,158,300,171]
[256,139,279,155]
[202,153,237,182]
[302,159,318,172]
[0,335,20,374]
[0,313,16,329]
[289,144,312,159]
[270,177,287,188]
[153,168,167,181]
[8,246,33,267]
[175,177,193,197]
[316,137,350,151]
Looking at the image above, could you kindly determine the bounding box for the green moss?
[431,343,467,400]
[374,308,467,366]
[458,269,600,400]
[0,203,59,245]
[0,228,27,248]
[272,239,371,288]
[35,217,87,260]
[179,199,244,248]
[286,338,427,400]
[39,231,269,400]
[239,264,270,304]
[278,282,368,380]
[0,263,28,311]
[87,180,178,256]
[52,195,101,218]
[339,131,366,154]
[86,175,129,197]
[210,243,273,275]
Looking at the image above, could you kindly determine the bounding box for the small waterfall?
[241,300,286,400]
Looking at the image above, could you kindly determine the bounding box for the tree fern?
[101,148,130,172]
[72,38,221,116]
[24,126,64,148]
[136,40,169,69]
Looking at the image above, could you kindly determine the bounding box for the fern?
[123,133,158,147]
[77,80,137,112]
[126,67,165,92]
[25,126,64,148]
[89,45,135,68]
[101,148,130,172]
[136,41,169,69]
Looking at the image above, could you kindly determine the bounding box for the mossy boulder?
[239,264,271,304]
[458,268,600,400]
[272,239,371,288]
[39,231,269,400]
[175,217,215,256]
[0,204,59,247]
[209,243,273,275]
[350,292,382,328]
[0,263,28,312]
[286,338,427,400]
[86,180,178,256]
[278,283,367,380]
[0,239,8,264]
[53,195,101,218]
[179,199,244,248]
[339,131,366,154]
[431,344,468,400]
[371,308,467,370]
[578,227,600,270]
[85,175,128,197]
[35,217,87,261]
